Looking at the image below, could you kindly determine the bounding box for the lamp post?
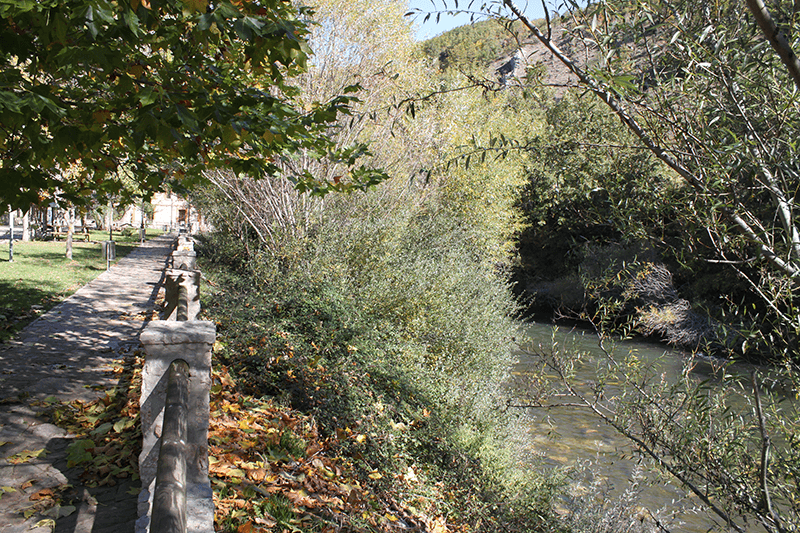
[108,200,113,242]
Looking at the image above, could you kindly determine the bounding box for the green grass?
[0,229,162,341]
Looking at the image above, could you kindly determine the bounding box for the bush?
[197,188,565,532]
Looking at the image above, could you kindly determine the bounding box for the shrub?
[197,188,565,531]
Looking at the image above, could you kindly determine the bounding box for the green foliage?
[517,0,800,360]
[0,0,385,209]
[191,2,567,529]
[513,91,674,297]
[197,188,565,531]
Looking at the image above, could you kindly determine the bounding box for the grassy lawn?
[0,229,164,341]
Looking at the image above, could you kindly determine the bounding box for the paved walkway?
[0,235,175,533]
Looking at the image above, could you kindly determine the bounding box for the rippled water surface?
[515,323,785,532]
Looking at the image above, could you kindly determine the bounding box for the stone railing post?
[164,236,200,322]
[164,270,201,321]
[137,321,215,533]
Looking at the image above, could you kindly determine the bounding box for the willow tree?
[495,0,800,357]
[432,1,800,530]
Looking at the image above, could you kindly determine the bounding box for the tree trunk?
[8,206,14,262]
[66,208,74,260]
[22,209,30,241]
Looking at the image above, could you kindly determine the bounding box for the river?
[514,322,795,533]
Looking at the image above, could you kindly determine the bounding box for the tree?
[196,0,425,254]
[471,0,800,529]
[410,0,800,530]
[0,0,384,210]
[495,0,800,357]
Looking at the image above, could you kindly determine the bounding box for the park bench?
[50,230,91,242]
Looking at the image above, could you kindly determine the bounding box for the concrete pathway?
[0,235,175,533]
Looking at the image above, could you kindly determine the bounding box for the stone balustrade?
[164,237,201,322]
[137,236,215,533]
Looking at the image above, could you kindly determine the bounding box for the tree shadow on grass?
[0,281,65,343]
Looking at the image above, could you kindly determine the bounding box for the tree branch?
[746,0,800,92]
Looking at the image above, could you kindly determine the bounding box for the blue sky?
[404,0,547,40]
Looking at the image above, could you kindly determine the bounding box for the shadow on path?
[0,235,174,533]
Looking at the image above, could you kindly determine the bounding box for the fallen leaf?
[6,449,48,464]
[254,515,277,527]
[246,468,268,482]
[113,417,133,433]
[29,488,54,501]
[43,504,77,518]
[32,518,56,531]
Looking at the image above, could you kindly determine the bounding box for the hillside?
[421,16,597,93]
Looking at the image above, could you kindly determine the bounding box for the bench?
[51,231,91,242]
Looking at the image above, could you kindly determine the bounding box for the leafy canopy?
[0,0,385,209]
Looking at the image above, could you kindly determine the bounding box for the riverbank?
[195,230,569,533]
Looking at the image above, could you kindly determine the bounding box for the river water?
[514,322,793,532]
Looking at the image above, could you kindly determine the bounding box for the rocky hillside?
[423,16,598,93]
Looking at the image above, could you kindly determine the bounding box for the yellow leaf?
[33,519,56,531]
[181,0,208,12]
[6,449,48,464]
[92,110,111,124]
[128,64,144,78]
[367,471,382,480]
[355,434,366,444]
